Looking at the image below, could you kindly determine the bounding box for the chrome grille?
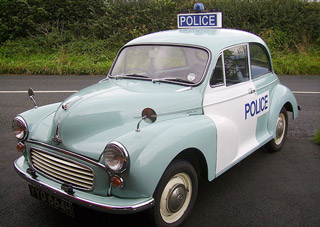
[30,148,94,190]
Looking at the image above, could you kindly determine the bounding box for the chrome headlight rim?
[12,116,28,141]
[103,141,129,173]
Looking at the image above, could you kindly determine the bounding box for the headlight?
[12,116,28,140]
[103,141,129,173]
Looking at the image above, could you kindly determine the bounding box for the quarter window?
[210,55,224,86]
[249,43,272,78]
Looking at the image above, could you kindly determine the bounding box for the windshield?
[110,45,209,85]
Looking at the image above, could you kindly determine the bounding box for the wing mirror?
[136,108,157,132]
[28,87,37,108]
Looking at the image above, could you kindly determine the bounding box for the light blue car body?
[14,28,299,213]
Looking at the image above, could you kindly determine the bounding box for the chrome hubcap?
[275,113,286,145]
[160,173,192,224]
[168,184,187,213]
[276,119,284,139]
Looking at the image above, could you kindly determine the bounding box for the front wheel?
[266,107,288,152]
[149,160,198,226]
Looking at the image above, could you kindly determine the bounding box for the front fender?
[18,103,61,142]
[112,115,217,198]
[268,84,298,136]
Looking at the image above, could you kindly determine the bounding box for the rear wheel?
[266,107,288,152]
[150,160,198,226]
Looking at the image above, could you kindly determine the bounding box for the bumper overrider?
[14,156,155,214]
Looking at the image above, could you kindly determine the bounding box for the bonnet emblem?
[52,123,62,144]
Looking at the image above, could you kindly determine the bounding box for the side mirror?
[136,108,157,132]
[142,108,157,124]
[28,87,37,108]
[28,87,34,97]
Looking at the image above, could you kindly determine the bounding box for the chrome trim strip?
[176,87,192,92]
[14,159,155,214]
[27,140,107,171]
[134,106,202,119]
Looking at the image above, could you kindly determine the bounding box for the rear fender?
[268,84,298,136]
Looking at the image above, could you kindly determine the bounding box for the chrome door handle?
[248,88,256,94]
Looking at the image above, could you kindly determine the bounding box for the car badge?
[52,123,62,144]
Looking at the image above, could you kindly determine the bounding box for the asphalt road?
[0,75,319,227]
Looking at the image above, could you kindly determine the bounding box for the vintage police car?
[13,7,298,227]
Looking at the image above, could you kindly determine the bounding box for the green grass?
[0,37,118,75]
[315,129,320,145]
[0,53,113,75]
[0,37,319,75]
[272,49,320,75]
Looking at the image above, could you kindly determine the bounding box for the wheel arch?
[172,148,209,181]
[284,101,295,117]
[268,84,298,136]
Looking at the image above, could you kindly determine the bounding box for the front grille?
[30,148,94,190]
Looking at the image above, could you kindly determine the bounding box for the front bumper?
[14,156,154,214]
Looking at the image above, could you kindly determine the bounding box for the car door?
[203,44,269,175]
[249,42,275,142]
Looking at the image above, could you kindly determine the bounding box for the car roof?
[126,29,267,53]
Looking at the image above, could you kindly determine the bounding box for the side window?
[210,55,224,86]
[224,45,249,86]
[249,43,272,78]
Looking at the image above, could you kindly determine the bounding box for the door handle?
[248,88,256,94]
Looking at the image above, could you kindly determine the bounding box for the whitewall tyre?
[150,160,198,226]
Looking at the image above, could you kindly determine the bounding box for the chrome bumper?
[14,156,154,214]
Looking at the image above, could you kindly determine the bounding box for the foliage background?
[0,0,319,75]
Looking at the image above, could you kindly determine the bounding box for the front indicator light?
[16,142,25,152]
[111,176,124,188]
[12,116,28,140]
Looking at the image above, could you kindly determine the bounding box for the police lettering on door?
[245,91,269,120]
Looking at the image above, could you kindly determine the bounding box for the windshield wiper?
[113,74,150,79]
[152,78,195,84]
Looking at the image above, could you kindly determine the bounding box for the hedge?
[1,0,319,51]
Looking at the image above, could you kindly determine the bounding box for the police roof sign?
[177,12,222,29]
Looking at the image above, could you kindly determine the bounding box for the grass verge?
[0,38,319,75]
[272,49,320,75]
[0,53,114,75]
[0,37,119,75]
[315,129,320,145]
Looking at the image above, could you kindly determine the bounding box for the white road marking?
[0,91,319,94]
[292,91,320,94]
[0,90,78,94]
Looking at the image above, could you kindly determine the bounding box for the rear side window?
[249,43,272,78]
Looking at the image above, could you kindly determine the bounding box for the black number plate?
[29,184,74,217]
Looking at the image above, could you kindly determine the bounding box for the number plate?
[28,184,74,217]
